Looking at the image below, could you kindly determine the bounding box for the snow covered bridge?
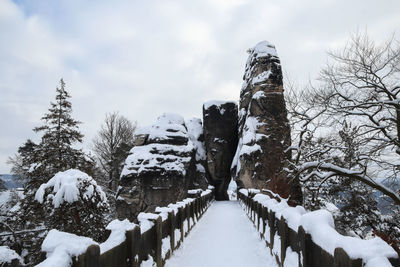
[164,201,276,267]
[164,193,398,267]
[36,189,399,267]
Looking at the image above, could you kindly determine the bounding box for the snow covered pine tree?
[5,79,98,265]
[34,169,108,241]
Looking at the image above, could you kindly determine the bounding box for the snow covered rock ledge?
[118,113,205,221]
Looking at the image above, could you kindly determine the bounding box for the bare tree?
[287,32,400,206]
[93,112,136,192]
[285,32,400,248]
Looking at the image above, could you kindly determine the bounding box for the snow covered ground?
[164,201,278,267]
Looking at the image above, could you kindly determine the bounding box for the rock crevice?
[203,101,238,200]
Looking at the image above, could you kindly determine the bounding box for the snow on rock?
[120,143,193,177]
[37,229,97,267]
[100,219,136,253]
[232,40,301,204]
[250,192,397,265]
[185,117,209,190]
[148,114,187,143]
[121,113,194,178]
[35,169,107,208]
[248,40,278,58]
[252,71,272,86]
[0,246,23,264]
[118,113,198,221]
[203,100,237,111]
[120,113,194,178]
[195,163,205,173]
[231,116,265,174]
[185,118,206,162]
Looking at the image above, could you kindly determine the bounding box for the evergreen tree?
[33,79,93,179]
[6,79,96,265]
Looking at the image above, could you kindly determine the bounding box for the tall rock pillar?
[203,101,238,200]
[231,41,302,205]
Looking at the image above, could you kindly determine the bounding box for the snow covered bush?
[35,169,108,241]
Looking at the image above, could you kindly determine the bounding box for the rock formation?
[117,113,200,221]
[203,101,238,200]
[231,41,302,205]
[186,118,209,190]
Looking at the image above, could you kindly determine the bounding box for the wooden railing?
[37,189,214,267]
[238,190,400,267]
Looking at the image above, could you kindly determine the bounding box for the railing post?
[85,245,100,267]
[132,226,141,267]
[190,202,195,228]
[155,216,163,267]
[186,203,191,233]
[196,198,199,220]
[169,210,175,254]
[334,248,362,267]
[252,199,256,223]
[199,196,203,215]
[278,218,289,265]
[201,196,205,214]
[196,198,200,220]
[73,245,99,267]
[178,206,184,243]
[257,203,261,232]
[268,211,276,250]
[261,206,267,238]
[298,226,313,267]
[125,226,141,267]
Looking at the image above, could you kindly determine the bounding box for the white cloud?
[0,0,400,172]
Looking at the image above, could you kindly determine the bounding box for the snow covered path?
[165,201,277,267]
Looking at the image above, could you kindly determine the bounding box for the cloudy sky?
[1,0,399,173]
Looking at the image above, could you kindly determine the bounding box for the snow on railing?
[238,189,400,267]
[0,246,24,267]
[36,189,214,267]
